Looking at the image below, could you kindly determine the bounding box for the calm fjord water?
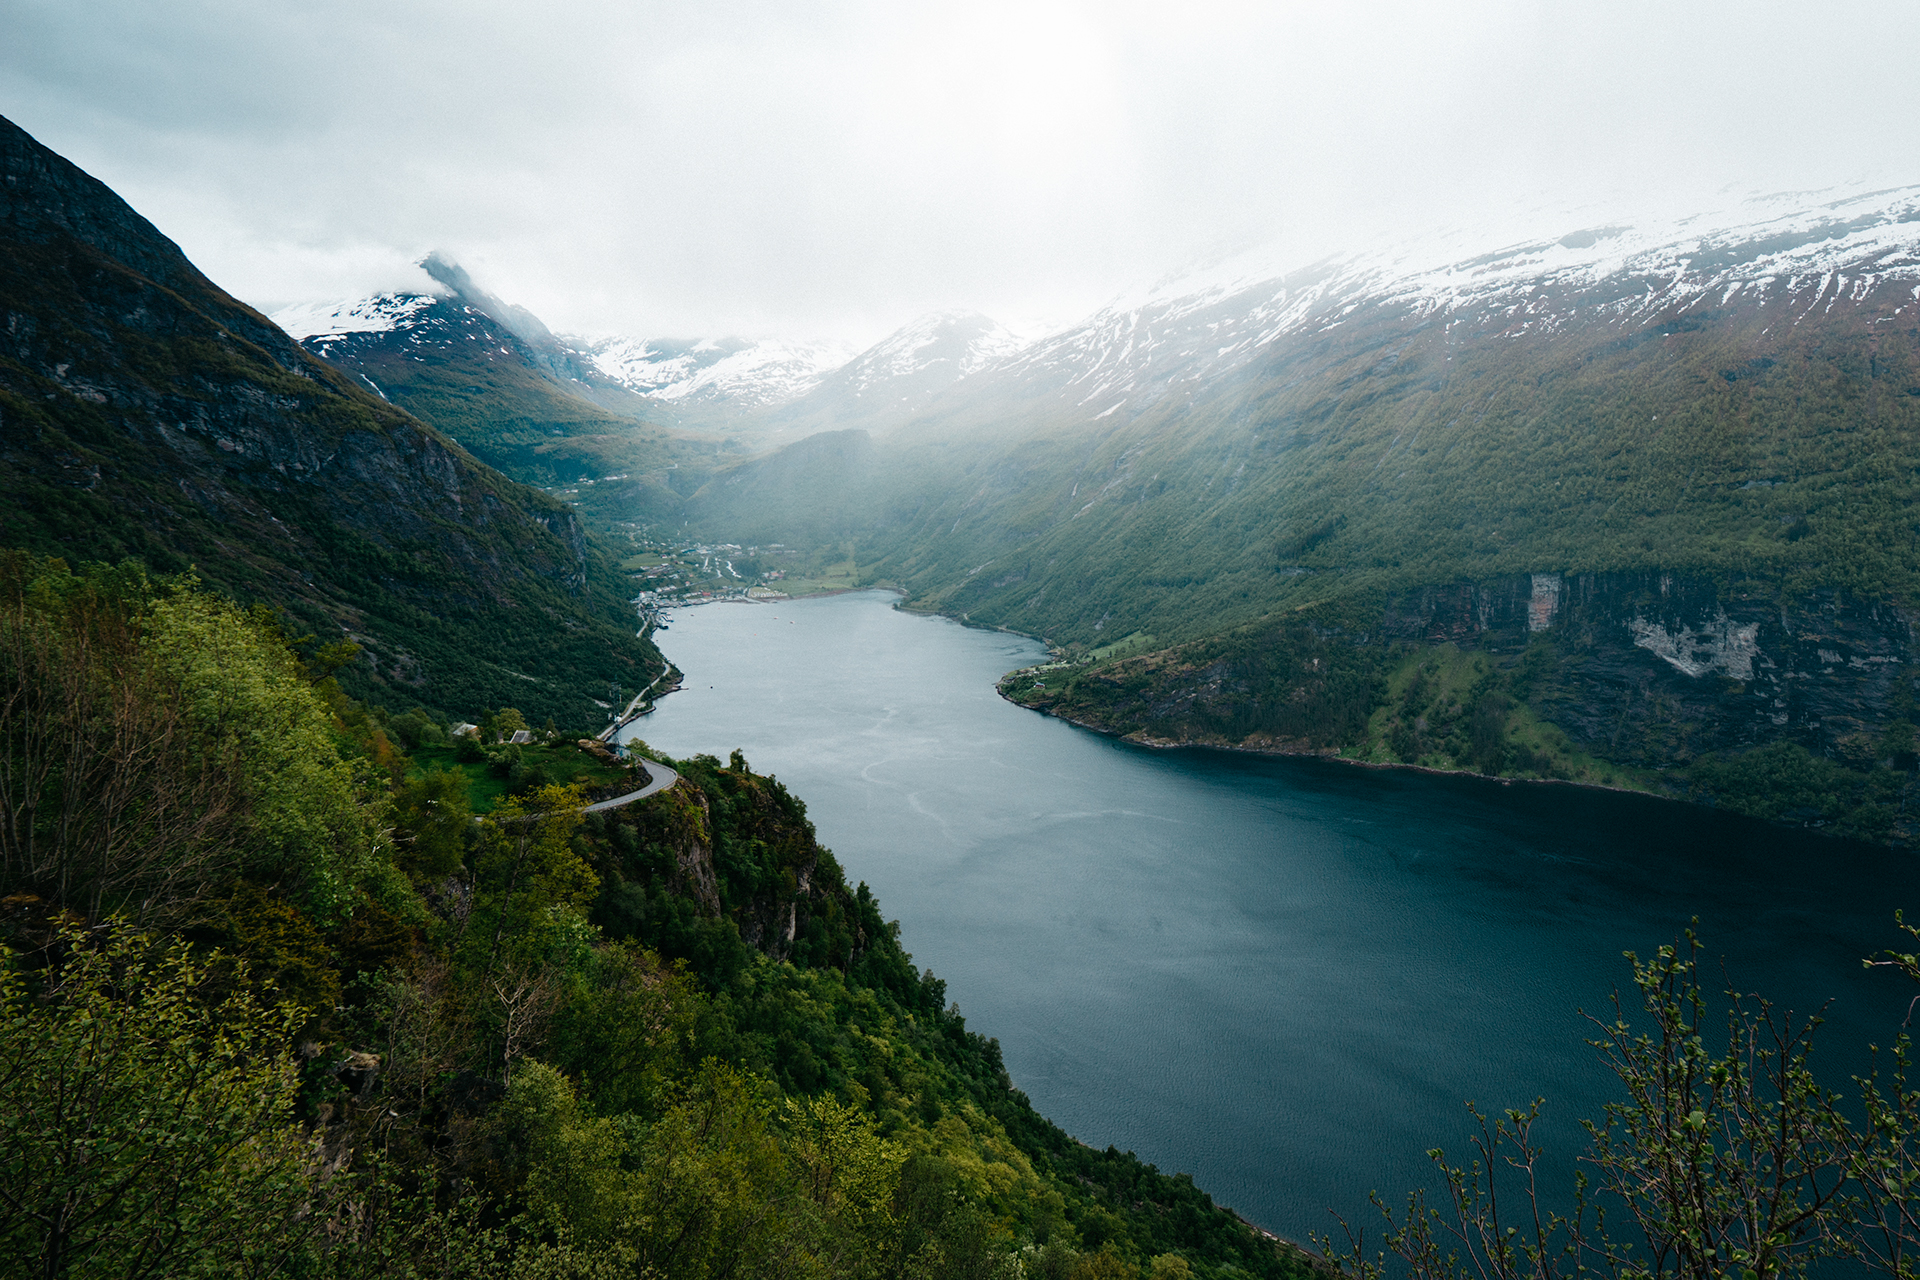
[624,590,1920,1242]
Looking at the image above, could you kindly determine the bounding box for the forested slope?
[679,194,1920,837]
[0,553,1314,1280]
[0,114,665,726]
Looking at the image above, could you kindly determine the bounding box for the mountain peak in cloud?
[419,251,556,348]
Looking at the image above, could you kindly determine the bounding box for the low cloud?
[4,0,1915,344]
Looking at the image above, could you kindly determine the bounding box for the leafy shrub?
[0,553,383,922]
[0,922,315,1277]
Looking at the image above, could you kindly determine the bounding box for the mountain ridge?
[0,113,666,726]
[274,282,1034,442]
[667,183,1920,840]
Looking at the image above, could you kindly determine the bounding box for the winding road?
[581,757,680,813]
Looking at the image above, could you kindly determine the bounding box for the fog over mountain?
[5,0,1918,344]
[12,9,1920,1274]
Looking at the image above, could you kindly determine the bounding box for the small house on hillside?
[449,722,479,739]
[508,729,534,745]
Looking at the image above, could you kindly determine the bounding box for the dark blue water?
[623,590,1920,1244]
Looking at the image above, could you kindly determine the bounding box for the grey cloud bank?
[3,0,1915,346]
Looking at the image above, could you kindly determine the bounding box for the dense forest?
[0,551,1316,1280]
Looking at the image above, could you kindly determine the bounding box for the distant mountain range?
[958,184,1920,429]
[279,182,1920,456]
[688,180,1920,575]
[256,162,1920,839]
[273,276,1022,442]
[663,182,1920,841]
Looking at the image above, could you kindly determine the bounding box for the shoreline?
[644,588,1777,830]
[659,589,1836,837]
[1025,697,1896,845]
[1028,701,1704,808]
[665,584,906,608]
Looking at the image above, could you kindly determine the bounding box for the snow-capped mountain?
[748,311,1030,437]
[268,183,1920,459]
[271,261,863,431]
[577,335,853,411]
[569,311,1027,434]
[274,291,445,346]
[837,311,1025,395]
[944,183,1920,427]
[272,250,576,378]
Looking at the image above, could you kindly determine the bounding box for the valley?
[276,181,1920,846]
[11,2,1920,1276]
[0,111,1331,1279]
[9,71,1920,1280]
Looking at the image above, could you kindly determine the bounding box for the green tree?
[786,1091,908,1262]
[0,554,385,924]
[0,922,316,1279]
[392,765,474,881]
[1324,932,1855,1280]
[146,586,382,917]
[0,555,246,925]
[495,1060,635,1249]
[621,1060,801,1279]
[1846,912,1920,1276]
[497,1059,806,1278]
[468,783,594,974]
[481,708,529,743]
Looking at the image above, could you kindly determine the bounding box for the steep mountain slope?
[682,187,1920,835]
[273,264,711,530]
[0,114,664,726]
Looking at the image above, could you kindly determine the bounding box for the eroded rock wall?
[1379,572,1916,768]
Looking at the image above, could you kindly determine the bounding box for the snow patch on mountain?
[579,335,853,408]
[1138,183,1920,319]
[272,291,445,341]
[990,182,1920,414]
[838,311,1025,395]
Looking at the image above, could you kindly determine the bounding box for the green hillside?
[0,554,1316,1280]
[0,113,666,727]
[298,297,727,532]
[695,286,1920,643]
[676,251,1920,836]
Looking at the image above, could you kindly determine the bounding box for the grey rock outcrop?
[1380,571,1914,768]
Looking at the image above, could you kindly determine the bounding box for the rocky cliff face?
[598,756,883,968]
[0,114,663,725]
[1005,572,1920,841]
[1379,572,1916,768]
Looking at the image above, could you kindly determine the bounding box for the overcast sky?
[5,0,1918,344]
